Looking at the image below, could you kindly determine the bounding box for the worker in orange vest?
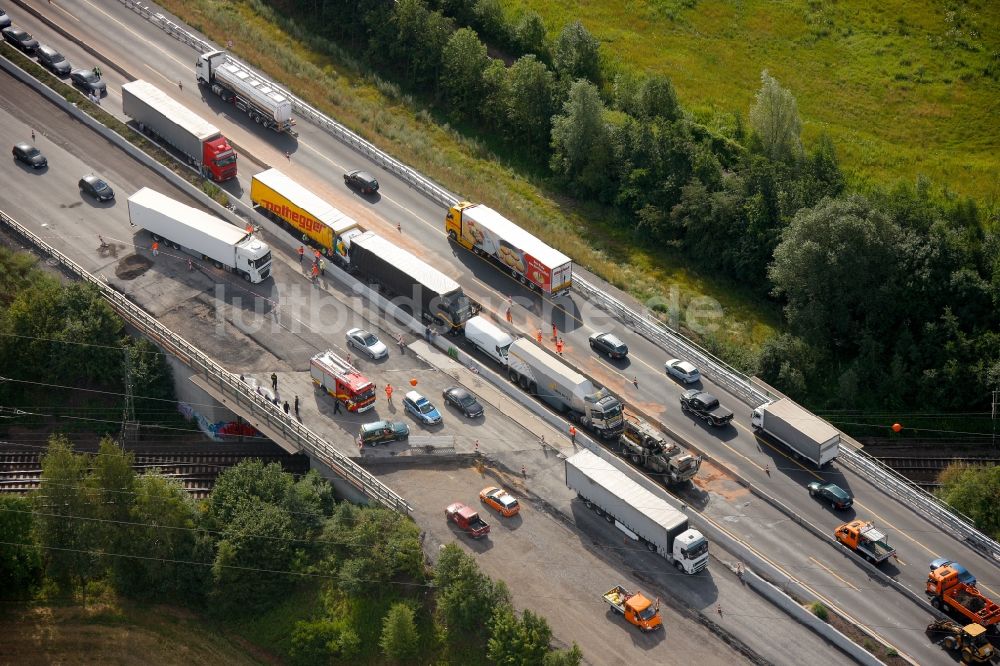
[385,383,393,404]
[535,329,543,343]
[556,338,564,355]
[569,425,577,444]
[151,241,159,257]
[297,245,304,264]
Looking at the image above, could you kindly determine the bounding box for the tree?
[507,55,558,159]
[938,465,1000,539]
[637,74,680,122]
[480,59,512,131]
[33,436,95,590]
[380,602,419,661]
[550,79,613,198]
[207,459,294,527]
[553,21,600,83]
[283,470,335,539]
[434,543,511,638]
[87,438,136,587]
[544,644,584,666]
[441,28,490,114]
[472,0,508,44]
[0,496,42,597]
[514,10,547,57]
[488,606,552,665]
[748,69,802,163]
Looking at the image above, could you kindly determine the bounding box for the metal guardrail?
[114,0,1000,563]
[0,209,412,515]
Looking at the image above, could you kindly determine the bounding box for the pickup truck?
[445,502,490,539]
[835,520,896,564]
[680,390,734,427]
[603,585,662,631]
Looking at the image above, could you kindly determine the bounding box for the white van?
[464,316,514,366]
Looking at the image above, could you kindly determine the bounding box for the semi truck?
[310,350,377,412]
[346,232,478,332]
[603,585,662,631]
[619,412,702,486]
[565,449,708,574]
[195,51,294,133]
[751,398,840,467]
[507,339,624,439]
[927,565,1000,631]
[446,202,573,295]
[835,520,896,564]
[122,80,237,182]
[126,188,272,283]
[250,168,361,260]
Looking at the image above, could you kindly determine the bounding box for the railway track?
[871,456,1000,490]
[0,450,310,499]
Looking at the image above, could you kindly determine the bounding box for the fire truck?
[310,350,376,412]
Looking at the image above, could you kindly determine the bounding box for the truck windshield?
[682,539,708,559]
[637,606,658,621]
[444,293,473,326]
[357,386,375,401]
[250,251,272,268]
[599,402,623,419]
[215,153,237,167]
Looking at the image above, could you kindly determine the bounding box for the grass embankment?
[153,0,780,365]
[504,0,1000,206]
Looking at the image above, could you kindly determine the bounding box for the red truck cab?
[446,502,490,539]
[204,135,237,181]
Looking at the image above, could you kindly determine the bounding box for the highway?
[6,1,1000,662]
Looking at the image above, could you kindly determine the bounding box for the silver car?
[665,359,701,384]
[346,327,388,359]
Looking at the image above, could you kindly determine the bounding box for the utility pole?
[120,348,139,447]
[992,389,998,450]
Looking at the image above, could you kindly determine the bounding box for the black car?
[0,9,11,29]
[806,481,853,510]
[588,331,628,359]
[344,169,379,195]
[680,389,734,427]
[2,26,38,54]
[78,175,115,201]
[442,386,484,419]
[36,45,71,77]
[358,420,409,446]
[12,142,46,169]
[70,68,106,96]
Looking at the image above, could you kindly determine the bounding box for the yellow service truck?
[250,168,363,264]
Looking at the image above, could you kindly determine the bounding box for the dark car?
[36,44,71,77]
[70,68,106,96]
[358,420,409,446]
[2,26,38,54]
[0,10,12,30]
[679,389,733,426]
[442,386,484,419]
[589,331,628,359]
[806,481,853,510]
[78,175,114,201]
[12,142,46,169]
[344,169,379,194]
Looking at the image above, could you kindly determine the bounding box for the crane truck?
[121,80,237,182]
[507,339,624,439]
[751,398,840,467]
[195,51,294,133]
[927,564,1000,631]
[127,188,272,283]
[619,412,702,486]
[445,202,573,295]
[565,449,708,574]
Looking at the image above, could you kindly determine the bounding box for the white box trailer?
[565,449,708,574]
[195,51,294,132]
[751,398,840,467]
[127,188,272,283]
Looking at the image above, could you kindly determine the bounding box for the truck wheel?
[942,636,957,650]
[448,230,457,241]
[518,375,530,390]
[674,560,684,571]
[644,540,656,552]
[583,499,593,510]
[960,647,974,663]
[630,454,641,464]
[931,597,942,610]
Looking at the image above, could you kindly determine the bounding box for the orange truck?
[927,564,1000,630]
[834,520,895,564]
[603,585,662,631]
[310,350,377,412]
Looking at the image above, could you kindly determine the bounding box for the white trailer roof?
[121,80,220,141]
[352,232,461,296]
[767,399,840,444]
[216,59,292,122]
[463,204,571,269]
[509,339,592,394]
[129,187,246,245]
[567,449,688,531]
[253,169,359,235]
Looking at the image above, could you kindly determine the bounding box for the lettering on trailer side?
[259,199,326,233]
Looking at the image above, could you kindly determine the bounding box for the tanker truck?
[506,338,624,439]
[122,80,237,182]
[195,51,294,133]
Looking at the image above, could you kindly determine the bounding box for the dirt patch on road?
[693,462,751,501]
[115,253,152,280]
